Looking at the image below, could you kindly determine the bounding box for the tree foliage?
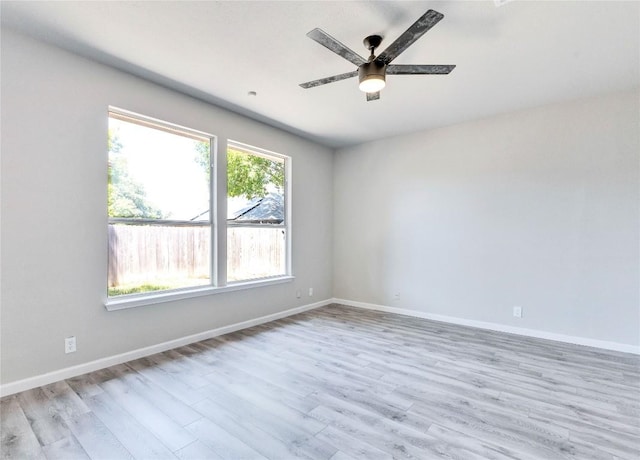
[194,143,284,200]
[194,141,211,185]
[108,130,164,219]
[227,148,284,199]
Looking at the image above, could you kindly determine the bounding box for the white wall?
[334,89,640,348]
[0,30,334,385]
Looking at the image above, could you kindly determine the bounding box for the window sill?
[104,275,295,311]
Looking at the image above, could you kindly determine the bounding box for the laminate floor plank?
[408,398,577,459]
[66,374,104,400]
[195,380,336,459]
[199,346,319,397]
[114,365,202,426]
[254,324,379,370]
[173,343,217,362]
[194,399,314,460]
[2,304,638,459]
[310,404,487,460]
[276,349,400,398]
[202,370,327,435]
[166,348,219,377]
[40,381,90,422]
[41,435,90,460]
[65,412,133,460]
[15,388,71,446]
[184,416,268,460]
[312,390,513,460]
[329,451,357,460]
[174,440,223,460]
[0,397,46,460]
[289,369,412,421]
[425,423,522,460]
[124,358,207,406]
[315,425,393,460]
[145,351,211,389]
[83,391,177,459]
[202,359,320,414]
[308,404,428,459]
[97,373,196,452]
[240,327,387,381]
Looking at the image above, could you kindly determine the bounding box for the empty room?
[1,1,638,459]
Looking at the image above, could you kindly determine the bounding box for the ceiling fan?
[299,9,455,101]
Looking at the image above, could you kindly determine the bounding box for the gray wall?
[334,89,640,347]
[1,30,334,384]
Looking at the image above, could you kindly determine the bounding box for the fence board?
[108,225,284,288]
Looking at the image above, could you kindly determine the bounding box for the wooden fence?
[108,224,285,287]
[226,226,286,281]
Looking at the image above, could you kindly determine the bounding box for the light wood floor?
[2,304,639,459]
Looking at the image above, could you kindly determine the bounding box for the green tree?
[108,130,164,219]
[194,142,284,199]
[194,141,211,185]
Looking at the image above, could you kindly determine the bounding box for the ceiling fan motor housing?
[358,60,386,92]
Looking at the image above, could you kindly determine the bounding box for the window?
[227,143,289,282]
[108,110,214,297]
[107,109,291,305]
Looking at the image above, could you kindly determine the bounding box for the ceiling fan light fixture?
[359,74,386,93]
[358,61,386,93]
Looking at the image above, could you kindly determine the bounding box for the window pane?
[227,227,286,282]
[108,116,210,221]
[227,146,287,282]
[108,223,210,296]
[108,112,212,297]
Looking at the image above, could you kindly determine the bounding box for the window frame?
[104,109,293,311]
[225,140,292,284]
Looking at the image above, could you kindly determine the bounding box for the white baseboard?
[333,298,640,355]
[0,299,331,397]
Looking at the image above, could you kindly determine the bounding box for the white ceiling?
[2,1,638,148]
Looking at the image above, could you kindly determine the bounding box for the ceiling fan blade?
[307,28,367,67]
[387,64,456,75]
[376,9,444,64]
[366,92,380,102]
[299,71,358,89]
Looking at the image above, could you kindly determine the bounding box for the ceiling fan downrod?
[358,35,386,93]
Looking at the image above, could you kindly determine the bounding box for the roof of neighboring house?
[229,192,284,224]
[192,192,284,224]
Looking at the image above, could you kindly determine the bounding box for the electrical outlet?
[513,306,523,318]
[65,336,77,354]
[308,287,313,297]
[296,290,301,299]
